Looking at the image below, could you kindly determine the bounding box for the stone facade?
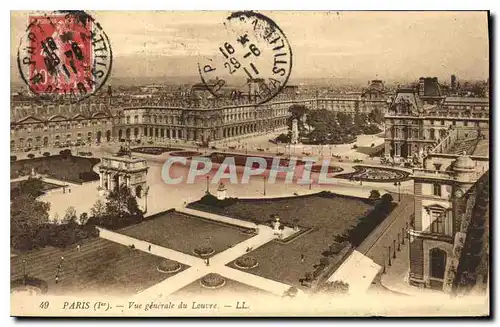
[384,87,489,160]
[409,151,488,291]
[10,83,390,151]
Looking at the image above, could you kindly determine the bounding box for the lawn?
[11,237,186,296]
[118,211,253,257]
[10,180,61,197]
[190,193,376,288]
[11,155,100,184]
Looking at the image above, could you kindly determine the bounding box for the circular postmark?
[17,11,112,102]
[198,11,292,105]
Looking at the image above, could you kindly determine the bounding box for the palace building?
[11,80,390,151]
[384,78,489,161]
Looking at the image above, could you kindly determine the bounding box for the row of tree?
[283,105,383,145]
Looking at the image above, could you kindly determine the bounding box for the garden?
[118,210,253,257]
[190,192,396,289]
[205,152,307,168]
[11,237,186,296]
[132,147,183,155]
[169,151,203,158]
[11,154,100,184]
[334,165,411,182]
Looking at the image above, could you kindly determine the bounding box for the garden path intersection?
[97,213,304,299]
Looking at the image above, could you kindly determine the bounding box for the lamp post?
[263,176,267,196]
[22,259,27,285]
[393,240,396,258]
[388,246,392,266]
[394,181,401,202]
[397,233,401,251]
[402,227,405,245]
[206,175,210,194]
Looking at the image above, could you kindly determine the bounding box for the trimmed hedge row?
[335,193,395,246]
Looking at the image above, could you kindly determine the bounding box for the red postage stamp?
[17,11,112,101]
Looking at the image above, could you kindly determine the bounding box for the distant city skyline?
[11,11,489,84]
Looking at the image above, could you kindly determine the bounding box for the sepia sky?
[11,11,489,83]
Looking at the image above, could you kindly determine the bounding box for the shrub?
[200,273,225,288]
[43,152,50,157]
[320,280,349,294]
[27,153,35,159]
[283,286,298,297]
[158,260,181,273]
[11,155,17,162]
[381,193,393,203]
[59,149,72,158]
[369,190,381,201]
[79,171,99,182]
[235,255,258,269]
[198,193,237,208]
[371,143,375,147]
[352,144,358,149]
[194,245,215,257]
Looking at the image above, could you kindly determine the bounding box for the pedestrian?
[76,244,81,252]
[300,254,305,263]
[57,263,62,270]
[61,256,65,261]
[148,245,151,252]
[55,275,59,284]
[68,188,71,193]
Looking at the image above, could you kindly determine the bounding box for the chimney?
[418,77,425,97]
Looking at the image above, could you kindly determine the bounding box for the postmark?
[198,11,292,105]
[17,11,112,102]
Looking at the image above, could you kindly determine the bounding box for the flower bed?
[11,276,48,294]
[193,246,215,257]
[132,147,182,155]
[200,273,226,289]
[157,260,182,273]
[169,151,202,158]
[334,165,411,182]
[309,165,343,173]
[234,255,258,269]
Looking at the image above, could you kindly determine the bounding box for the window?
[433,163,442,171]
[464,121,468,127]
[430,212,445,234]
[433,183,441,197]
[441,120,445,125]
[452,121,456,126]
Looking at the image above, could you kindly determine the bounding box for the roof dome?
[453,152,475,171]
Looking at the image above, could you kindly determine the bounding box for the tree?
[368,107,385,124]
[11,194,51,236]
[106,184,142,218]
[369,190,381,200]
[78,212,89,225]
[90,199,107,219]
[27,153,35,159]
[62,206,78,224]
[43,152,51,157]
